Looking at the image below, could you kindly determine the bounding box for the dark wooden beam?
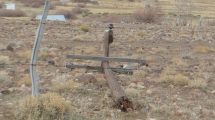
[67,54,146,64]
[101,27,133,112]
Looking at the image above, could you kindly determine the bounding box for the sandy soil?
[0,17,215,120]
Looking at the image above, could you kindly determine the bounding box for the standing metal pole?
[30,0,50,96]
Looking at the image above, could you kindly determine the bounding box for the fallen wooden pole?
[101,25,133,112]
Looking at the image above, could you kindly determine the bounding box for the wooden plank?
[67,54,146,64]
[30,0,50,97]
[66,64,133,74]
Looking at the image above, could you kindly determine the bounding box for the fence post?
[30,0,50,96]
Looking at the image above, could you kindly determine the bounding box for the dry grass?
[39,49,57,61]
[17,0,44,8]
[0,71,9,84]
[17,50,31,61]
[72,0,91,3]
[0,55,10,65]
[188,78,207,89]
[171,57,187,66]
[193,45,215,53]
[133,70,146,80]
[133,6,158,23]
[56,10,77,19]
[16,75,32,87]
[0,2,3,8]
[0,9,26,17]
[159,67,189,86]
[51,80,81,93]
[16,93,70,120]
[80,24,89,32]
[77,3,86,8]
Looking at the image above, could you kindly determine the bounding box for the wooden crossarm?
[67,54,146,65]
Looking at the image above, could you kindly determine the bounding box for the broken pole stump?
[101,24,133,112]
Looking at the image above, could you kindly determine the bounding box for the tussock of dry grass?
[0,9,26,17]
[0,55,10,65]
[193,45,215,53]
[80,24,90,32]
[0,71,9,84]
[51,80,81,93]
[16,93,70,120]
[17,75,31,87]
[17,0,44,8]
[0,2,3,8]
[133,6,158,23]
[17,50,31,61]
[56,10,77,19]
[188,78,207,89]
[133,70,146,80]
[171,57,187,66]
[159,67,189,86]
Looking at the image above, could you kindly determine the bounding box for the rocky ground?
[0,17,215,120]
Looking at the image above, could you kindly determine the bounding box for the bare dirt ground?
[0,16,215,120]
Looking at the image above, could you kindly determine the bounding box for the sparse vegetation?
[0,0,215,120]
[72,0,91,3]
[16,93,70,120]
[0,72,9,84]
[0,2,3,8]
[17,75,32,87]
[51,80,80,93]
[133,6,158,23]
[0,9,26,17]
[159,67,189,86]
[188,78,207,89]
[193,45,215,53]
[77,3,86,8]
[56,10,77,19]
[0,56,10,65]
[17,0,45,8]
[80,24,90,32]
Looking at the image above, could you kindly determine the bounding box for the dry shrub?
[77,3,86,8]
[72,0,91,3]
[72,6,89,14]
[56,10,77,19]
[188,78,207,89]
[171,57,187,66]
[102,14,124,23]
[17,75,31,87]
[133,6,158,23]
[56,7,89,19]
[52,1,64,6]
[159,67,189,86]
[0,9,26,17]
[208,20,215,26]
[72,7,83,14]
[17,0,44,8]
[193,45,215,54]
[52,80,80,93]
[16,93,70,120]
[0,2,3,8]
[133,70,146,80]
[80,24,89,32]
[72,0,99,4]
[0,72,9,84]
[0,56,10,66]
